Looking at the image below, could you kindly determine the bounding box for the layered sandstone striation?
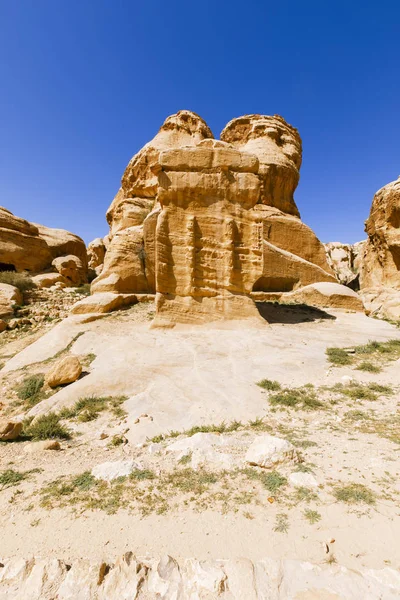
[90,111,342,323]
[0,207,88,285]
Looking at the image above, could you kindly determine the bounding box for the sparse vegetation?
[257,379,281,391]
[333,482,376,505]
[58,395,128,422]
[294,486,318,503]
[16,374,45,406]
[326,347,352,365]
[304,509,321,524]
[242,468,287,494]
[269,385,324,410]
[0,468,40,490]
[274,513,289,533]
[23,413,71,440]
[0,271,36,293]
[332,381,393,402]
[149,419,243,443]
[356,361,381,373]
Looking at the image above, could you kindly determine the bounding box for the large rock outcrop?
[357,177,400,320]
[89,111,341,324]
[325,241,366,289]
[0,207,88,285]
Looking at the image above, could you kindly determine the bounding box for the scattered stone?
[245,434,299,468]
[25,440,61,453]
[341,375,353,384]
[91,460,141,482]
[45,355,82,388]
[0,419,22,441]
[70,292,137,315]
[0,319,6,332]
[99,433,109,440]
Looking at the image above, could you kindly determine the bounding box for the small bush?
[0,469,27,489]
[257,379,281,391]
[304,509,321,524]
[269,386,324,410]
[59,395,127,422]
[356,361,381,373]
[0,271,36,293]
[243,468,287,493]
[70,471,96,490]
[24,413,71,440]
[333,483,376,505]
[326,347,352,366]
[16,374,44,402]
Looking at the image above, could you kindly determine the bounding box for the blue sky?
[1,1,399,245]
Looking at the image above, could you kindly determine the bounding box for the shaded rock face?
[0,207,88,283]
[325,241,366,290]
[91,111,336,323]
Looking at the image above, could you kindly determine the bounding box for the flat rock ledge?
[0,553,399,599]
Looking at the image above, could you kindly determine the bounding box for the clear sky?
[1,1,399,245]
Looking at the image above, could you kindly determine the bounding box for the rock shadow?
[255,302,336,324]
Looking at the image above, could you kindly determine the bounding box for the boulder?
[0,318,6,332]
[31,273,68,289]
[25,440,61,453]
[33,223,88,267]
[0,419,22,441]
[45,356,82,388]
[0,283,23,318]
[91,460,141,482]
[245,434,298,468]
[278,281,365,312]
[52,255,87,286]
[70,292,137,314]
[325,241,364,289]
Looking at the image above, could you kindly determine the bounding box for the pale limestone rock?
[289,471,318,487]
[166,432,225,454]
[245,434,297,468]
[52,255,87,286]
[0,283,23,318]
[70,292,137,314]
[45,356,82,388]
[0,419,22,441]
[91,459,141,481]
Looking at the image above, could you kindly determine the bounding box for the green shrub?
[326,347,352,365]
[16,374,45,405]
[269,386,324,410]
[23,413,71,440]
[257,379,281,391]
[333,483,376,505]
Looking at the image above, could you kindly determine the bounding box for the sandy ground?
[1,302,400,573]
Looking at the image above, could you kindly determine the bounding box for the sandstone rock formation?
[87,237,106,274]
[325,241,366,289]
[0,283,23,318]
[89,111,344,324]
[0,418,22,441]
[357,177,400,320]
[0,207,88,284]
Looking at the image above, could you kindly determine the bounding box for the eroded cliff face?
[361,177,400,291]
[91,111,336,323]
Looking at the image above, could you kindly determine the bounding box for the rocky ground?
[1,301,400,598]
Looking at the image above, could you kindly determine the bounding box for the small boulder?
[245,434,298,468]
[0,319,6,332]
[0,419,22,441]
[32,273,68,289]
[91,459,141,482]
[45,356,82,388]
[52,254,87,286]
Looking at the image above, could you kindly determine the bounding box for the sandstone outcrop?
[0,419,22,441]
[88,111,345,324]
[87,237,106,273]
[52,255,86,286]
[325,241,366,289]
[0,207,88,284]
[357,177,400,319]
[0,283,23,318]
